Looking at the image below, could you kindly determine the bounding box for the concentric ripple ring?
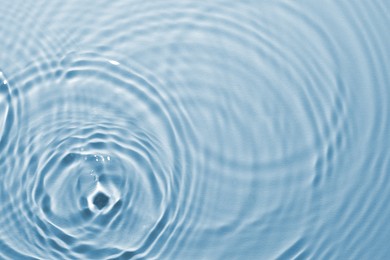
[0,52,192,259]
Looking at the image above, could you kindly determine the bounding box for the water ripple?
[1,0,390,259]
[0,52,191,258]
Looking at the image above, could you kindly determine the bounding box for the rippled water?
[1,1,390,259]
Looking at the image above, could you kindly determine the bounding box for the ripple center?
[93,192,110,210]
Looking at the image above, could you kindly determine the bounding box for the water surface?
[1,1,390,259]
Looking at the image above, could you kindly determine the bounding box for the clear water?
[1,1,390,259]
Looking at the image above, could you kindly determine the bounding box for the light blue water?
[1,1,390,259]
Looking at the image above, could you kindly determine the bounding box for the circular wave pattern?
[1,0,390,259]
[0,52,191,259]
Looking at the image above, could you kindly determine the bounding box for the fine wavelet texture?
[1,1,390,259]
